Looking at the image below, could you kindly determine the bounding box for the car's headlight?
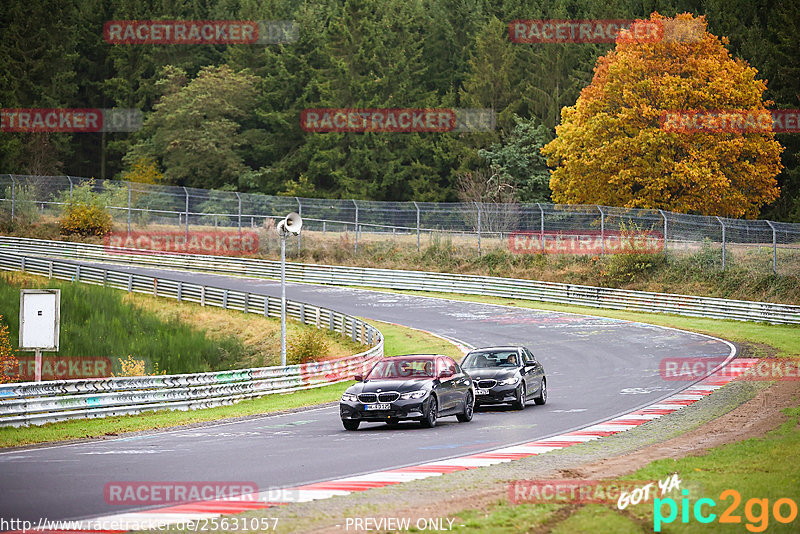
[341,393,357,402]
[400,390,427,400]
[498,376,520,386]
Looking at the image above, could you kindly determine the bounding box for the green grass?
[0,315,463,448]
[624,402,800,533]
[1,271,246,374]
[453,502,559,533]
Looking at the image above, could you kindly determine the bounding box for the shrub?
[59,202,113,236]
[58,178,114,237]
[288,328,330,364]
[0,315,20,384]
[113,354,147,377]
[602,252,666,285]
[112,354,166,376]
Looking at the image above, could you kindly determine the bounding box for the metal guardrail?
[0,253,383,427]
[2,236,799,324]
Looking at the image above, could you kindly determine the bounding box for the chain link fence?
[1,174,798,275]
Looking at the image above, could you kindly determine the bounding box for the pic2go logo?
[654,489,798,532]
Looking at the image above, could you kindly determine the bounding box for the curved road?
[0,262,734,525]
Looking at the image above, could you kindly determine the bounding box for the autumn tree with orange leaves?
[542,13,782,218]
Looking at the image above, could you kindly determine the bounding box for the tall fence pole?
[182,187,189,239]
[658,209,668,257]
[9,175,15,221]
[295,197,302,252]
[127,182,132,234]
[766,220,777,275]
[598,206,605,253]
[537,202,544,239]
[474,202,482,255]
[66,176,73,201]
[235,192,242,236]
[280,232,287,366]
[413,201,420,252]
[716,216,726,271]
[352,199,359,254]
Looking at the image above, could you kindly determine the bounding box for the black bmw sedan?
[460,346,546,409]
[339,355,475,430]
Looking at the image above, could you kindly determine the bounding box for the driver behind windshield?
[463,352,519,368]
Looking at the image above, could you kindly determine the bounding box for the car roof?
[382,354,446,360]
[467,346,523,352]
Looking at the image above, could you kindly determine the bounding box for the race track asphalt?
[0,262,734,524]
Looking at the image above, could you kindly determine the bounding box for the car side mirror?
[439,369,454,379]
[353,374,363,382]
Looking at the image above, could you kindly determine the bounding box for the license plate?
[475,388,489,396]
[364,403,391,411]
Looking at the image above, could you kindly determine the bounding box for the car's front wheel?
[420,396,438,428]
[457,392,474,422]
[342,420,360,431]
[534,379,547,405]
[512,382,526,410]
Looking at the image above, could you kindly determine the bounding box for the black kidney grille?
[358,393,378,403]
[378,392,400,403]
[477,379,497,389]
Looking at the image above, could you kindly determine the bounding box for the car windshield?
[462,351,519,369]
[366,358,434,379]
